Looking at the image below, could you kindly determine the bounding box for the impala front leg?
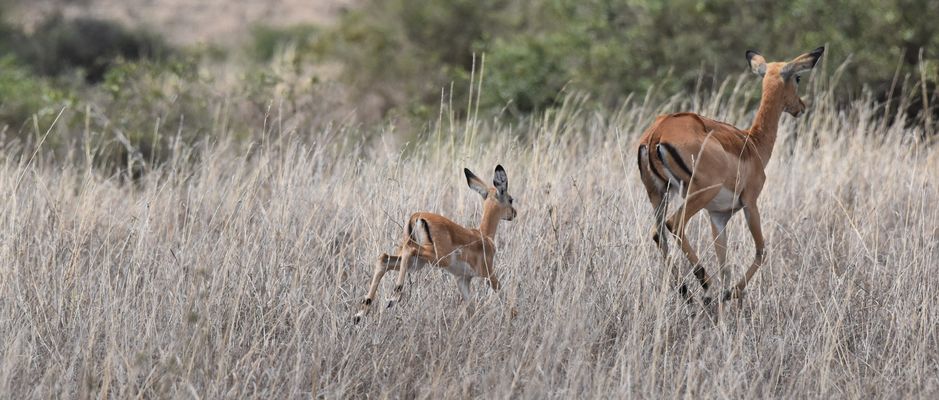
[724,203,765,302]
[708,210,733,284]
[486,273,501,291]
[456,276,472,302]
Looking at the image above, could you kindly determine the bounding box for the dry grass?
[1,77,937,398]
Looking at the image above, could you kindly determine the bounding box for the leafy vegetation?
[322,0,939,119]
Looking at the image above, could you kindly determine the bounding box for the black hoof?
[352,315,361,324]
[677,284,689,298]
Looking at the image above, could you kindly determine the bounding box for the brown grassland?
[1,73,937,398]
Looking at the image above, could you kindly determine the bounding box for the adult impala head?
[354,165,516,324]
[637,46,824,305]
[747,46,824,117]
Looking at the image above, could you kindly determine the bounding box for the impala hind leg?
[642,184,680,298]
[386,248,416,309]
[652,193,689,302]
[354,253,400,323]
[667,186,721,303]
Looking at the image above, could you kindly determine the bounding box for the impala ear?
[781,46,824,80]
[464,168,488,198]
[492,165,508,196]
[746,50,767,76]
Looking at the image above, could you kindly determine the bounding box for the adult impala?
[637,47,824,303]
[354,165,517,323]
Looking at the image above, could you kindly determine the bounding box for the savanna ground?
[1,73,937,398]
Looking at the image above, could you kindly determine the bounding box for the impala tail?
[409,218,433,246]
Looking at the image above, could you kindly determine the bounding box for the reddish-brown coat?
[637,47,824,303]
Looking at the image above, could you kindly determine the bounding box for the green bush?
[318,0,513,119]
[19,14,170,82]
[0,56,73,134]
[321,0,939,118]
[248,24,319,62]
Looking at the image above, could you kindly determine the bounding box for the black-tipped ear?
[807,46,825,68]
[746,50,767,76]
[465,168,488,198]
[492,165,508,195]
[781,46,825,80]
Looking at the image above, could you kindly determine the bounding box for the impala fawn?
[354,165,516,323]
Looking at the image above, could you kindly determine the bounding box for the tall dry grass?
[1,73,937,398]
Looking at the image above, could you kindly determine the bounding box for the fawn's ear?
[465,168,489,198]
[781,46,824,80]
[746,50,767,76]
[492,165,508,196]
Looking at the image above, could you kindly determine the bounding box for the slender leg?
[666,185,721,300]
[708,210,733,283]
[354,253,398,323]
[724,203,765,301]
[647,190,684,299]
[486,273,501,291]
[638,145,684,299]
[456,276,472,302]
[386,248,416,308]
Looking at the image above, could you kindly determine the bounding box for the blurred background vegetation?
[0,0,936,172]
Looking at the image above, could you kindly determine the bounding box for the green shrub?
[321,0,939,117]
[0,56,73,134]
[248,24,319,62]
[19,14,170,82]
[318,0,513,119]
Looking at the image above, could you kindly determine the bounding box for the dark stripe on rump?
[420,218,433,244]
[660,143,694,177]
[636,146,643,174]
[642,144,667,182]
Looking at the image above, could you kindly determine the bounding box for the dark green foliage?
[319,0,513,118]
[321,0,939,117]
[248,24,319,62]
[0,56,72,133]
[19,14,170,82]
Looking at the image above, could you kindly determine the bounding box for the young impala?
[353,165,516,323]
[637,46,824,303]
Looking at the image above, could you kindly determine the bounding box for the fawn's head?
[747,46,824,117]
[465,165,516,221]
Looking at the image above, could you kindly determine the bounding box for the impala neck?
[478,202,502,240]
[748,78,785,166]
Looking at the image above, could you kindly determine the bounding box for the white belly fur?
[443,252,477,277]
[706,187,742,211]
